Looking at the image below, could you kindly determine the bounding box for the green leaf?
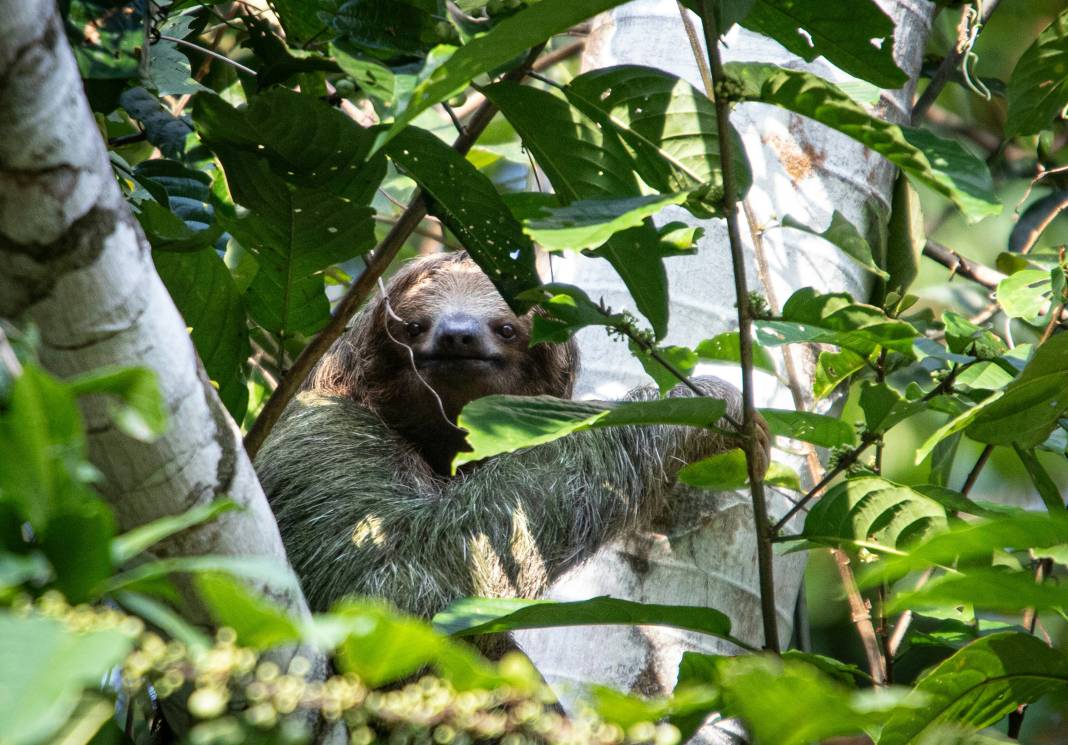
[114,591,211,651]
[381,0,631,147]
[859,381,926,434]
[877,633,1068,745]
[713,654,899,745]
[330,601,512,691]
[679,448,749,490]
[813,348,866,399]
[802,476,948,553]
[1005,8,1068,138]
[862,512,1068,585]
[564,65,752,215]
[67,366,167,443]
[102,555,301,596]
[914,393,1003,464]
[518,283,626,344]
[888,569,1068,615]
[996,268,1050,322]
[453,394,727,469]
[1014,446,1064,512]
[39,499,115,603]
[757,288,918,357]
[523,193,691,251]
[766,462,801,491]
[270,0,332,46]
[966,332,1068,448]
[740,0,906,88]
[433,596,735,641]
[484,82,671,337]
[153,249,250,420]
[111,500,237,565]
[0,365,89,529]
[885,174,925,295]
[195,90,381,338]
[731,64,1000,221]
[592,682,719,734]
[328,0,454,60]
[695,332,776,373]
[0,614,133,745]
[385,127,540,309]
[781,211,888,280]
[759,408,856,448]
[195,572,302,649]
[943,312,1008,360]
[119,88,193,160]
[632,344,698,395]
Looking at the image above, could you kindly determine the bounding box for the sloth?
[255,251,769,621]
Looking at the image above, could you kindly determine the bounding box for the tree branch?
[699,0,779,652]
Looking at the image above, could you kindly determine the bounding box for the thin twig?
[373,215,464,252]
[922,241,1005,290]
[700,0,779,653]
[1018,192,1068,255]
[243,46,545,458]
[157,33,257,77]
[911,0,1005,124]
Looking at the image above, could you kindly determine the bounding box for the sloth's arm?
[256,380,765,618]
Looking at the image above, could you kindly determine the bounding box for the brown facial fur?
[305,252,578,474]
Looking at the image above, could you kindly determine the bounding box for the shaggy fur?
[256,253,768,620]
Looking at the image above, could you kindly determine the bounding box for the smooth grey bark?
[0,0,315,648]
[516,2,935,742]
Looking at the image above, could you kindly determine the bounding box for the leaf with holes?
[740,0,906,88]
[564,65,751,216]
[523,193,692,252]
[386,127,540,310]
[381,0,632,147]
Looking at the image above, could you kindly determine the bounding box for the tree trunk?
[515,1,933,741]
[0,0,314,644]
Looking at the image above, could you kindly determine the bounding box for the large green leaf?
[564,65,752,214]
[134,160,222,253]
[756,288,918,357]
[453,394,728,469]
[385,127,540,309]
[433,596,735,641]
[888,569,1068,615]
[484,81,671,336]
[194,90,381,338]
[731,64,1000,221]
[380,0,631,146]
[863,512,1068,585]
[111,500,236,565]
[740,0,906,89]
[995,268,1050,322]
[801,476,948,553]
[678,448,749,491]
[1005,8,1068,138]
[966,332,1068,448]
[694,332,777,373]
[759,408,857,448]
[710,654,900,745]
[523,193,691,252]
[195,572,302,650]
[877,633,1068,745]
[0,614,133,745]
[153,249,251,420]
[66,366,167,443]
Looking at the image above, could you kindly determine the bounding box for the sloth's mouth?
[416,353,503,369]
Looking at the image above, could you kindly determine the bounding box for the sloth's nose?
[433,314,484,353]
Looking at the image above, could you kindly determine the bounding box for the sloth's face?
[385,258,536,413]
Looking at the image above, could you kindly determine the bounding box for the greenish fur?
[256,379,759,619]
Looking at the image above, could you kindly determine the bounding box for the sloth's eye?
[498,323,516,339]
[406,321,423,337]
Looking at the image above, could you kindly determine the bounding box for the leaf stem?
[699,0,779,653]
[243,45,545,458]
[910,0,1005,124]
